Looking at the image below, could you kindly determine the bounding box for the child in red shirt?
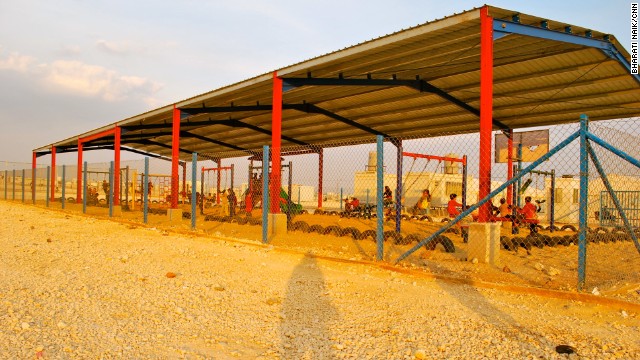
[447,193,462,218]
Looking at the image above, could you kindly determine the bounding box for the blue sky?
[0,0,632,165]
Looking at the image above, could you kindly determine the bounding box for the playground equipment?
[401,152,468,214]
[245,155,302,216]
[200,164,235,212]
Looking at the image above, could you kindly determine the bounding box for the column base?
[167,208,183,222]
[468,222,501,265]
[268,213,288,237]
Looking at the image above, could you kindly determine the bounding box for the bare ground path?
[0,201,638,359]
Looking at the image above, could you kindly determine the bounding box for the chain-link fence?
[3,116,639,301]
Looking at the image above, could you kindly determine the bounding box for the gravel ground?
[1,201,639,359]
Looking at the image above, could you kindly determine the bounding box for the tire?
[500,236,514,251]
[545,225,560,231]
[403,233,422,244]
[308,224,324,234]
[441,218,450,223]
[236,217,248,225]
[300,209,308,214]
[329,211,338,216]
[526,234,544,249]
[323,225,342,236]
[341,227,361,239]
[358,229,377,241]
[419,215,433,222]
[560,224,577,232]
[424,235,455,253]
[248,218,261,226]
[445,227,460,235]
[383,230,405,245]
[313,209,325,215]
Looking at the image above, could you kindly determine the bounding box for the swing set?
[401,152,468,213]
[200,164,235,210]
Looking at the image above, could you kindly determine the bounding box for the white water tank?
[367,151,377,172]
[444,153,460,174]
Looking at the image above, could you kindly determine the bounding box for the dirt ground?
[1,200,640,359]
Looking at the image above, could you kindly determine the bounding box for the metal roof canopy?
[34,5,640,161]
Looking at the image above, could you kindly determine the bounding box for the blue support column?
[578,115,589,290]
[109,161,114,217]
[46,167,50,207]
[376,135,384,261]
[143,157,149,224]
[82,162,87,214]
[21,169,25,203]
[262,145,269,244]
[191,153,198,230]
[61,165,66,209]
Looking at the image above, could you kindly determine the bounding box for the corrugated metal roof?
[35,5,640,160]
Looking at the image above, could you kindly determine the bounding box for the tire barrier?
[359,229,377,241]
[308,224,324,234]
[329,211,339,216]
[403,233,422,244]
[445,227,460,235]
[247,217,262,226]
[340,227,361,239]
[313,209,325,215]
[323,225,342,236]
[441,218,450,223]
[526,234,544,249]
[560,224,577,232]
[383,230,405,245]
[590,226,608,234]
[424,235,455,253]
[300,209,309,214]
[401,214,411,221]
[500,236,515,251]
[419,215,433,222]
[545,225,560,231]
[236,217,248,225]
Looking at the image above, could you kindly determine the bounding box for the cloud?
[41,60,163,101]
[0,51,35,72]
[96,39,141,56]
[0,48,163,104]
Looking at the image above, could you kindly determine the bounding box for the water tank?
[367,151,377,172]
[444,153,460,174]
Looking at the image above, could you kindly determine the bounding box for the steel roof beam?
[127,139,194,155]
[282,76,510,132]
[296,103,390,138]
[180,131,248,152]
[494,18,640,85]
[225,119,310,146]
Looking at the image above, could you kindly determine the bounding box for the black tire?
[329,211,338,216]
[545,225,560,231]
[383,230,405,245]
[500,236,513,250]
[308,224,324,234]
[419,215,433,222]
[323,225,342,236]
[236,217,248,225]
[182,212,191,219]
[560,224,577,232]
[300,209,308,214]
[403,233,422,244]
[341,227,361,239]
[295,221,309,232]
[445,227,460,235]
[526,234,544,249]
[561,235,573,246]
[549,236,563,247]
[401,214,411,221]
[441,218,450,223]
[424,235,455,253]
[359,229,377,241]
[248,217,262,226]
[542,235,554,247]
[313,209,324,215]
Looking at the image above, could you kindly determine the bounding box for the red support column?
[318,149,324,209]
[270,72,282,214]
[216,159,221,204]
[50,146,56,202]
[32,152,36,204]
[76,141,83,203]
[171,105,180,209]
[114,126,121,206]
[506,129,513,206]
[478,6,494,222]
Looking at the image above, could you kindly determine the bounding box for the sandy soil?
[1,201,639,359]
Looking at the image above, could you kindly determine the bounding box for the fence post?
[340,188,343,210]
[4,170,7,199]
[578,114,589,291]
[109,161,114,217]
[143,157,149,224]
[83,162,87,214]
[262,145,269,244]
[61,165,66,209]
[376,135,384,261]
[125,166,129,208]
[46,167,50,207]
[191,153,197,230]
[12,169,15,200]
[550,169,555,232]
[21,169,25,203]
